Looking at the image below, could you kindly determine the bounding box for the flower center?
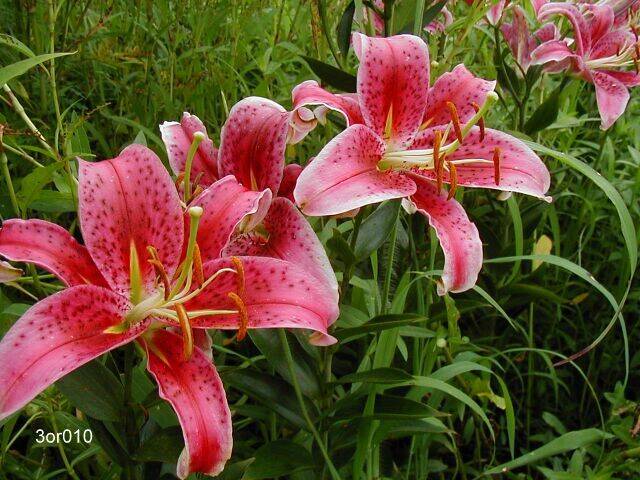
[108,206,247,359]
[377,92,501,197]
[585,33,640,72]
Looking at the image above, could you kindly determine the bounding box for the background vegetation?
[0,0,638,478]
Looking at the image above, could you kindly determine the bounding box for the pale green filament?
[183,131,206,202]
[378,92,499,172]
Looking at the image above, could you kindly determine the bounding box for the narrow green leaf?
[354,200,401,261]
[0,52,73,86]
[337,1,355,61]
[484,429,612,474]
[336,367,414,385]
[56,360,123,422]
[243,440,314,480]
[300,55,357,92]
[134,427,182,463]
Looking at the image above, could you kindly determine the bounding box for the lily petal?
[424,64,496,126]
[294,124,417,216]
[291,80,364,125]
[538,2,590,55]
[352,32,430,148]
[187,256,338,345]
[530,39,578,65]
[412,126,551,200]
[590,70,630,129]
[408,174,482,295]
[78,145,184,297]
[222,197,339,306]
[189,175,272,263]
[590,28,636,60]
[583,4,615,45]
[218,97,289,194]
[144,329,232,479]
[0,219,106,287]
[277,163,303,202]
[0,286,144,420]
[0,260,21,283]
[160,112,219,186]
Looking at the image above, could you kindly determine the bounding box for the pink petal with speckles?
[0,219,106,287]
[222,197,339,307]
[408,174,483,294]
[189,175,272,263]
[530,39,578,65]
[486,0,508,26]
[424,64,496,126]
[411,127,551,200]
[144,329,232,479]
[0,286,145,420]
[277,164,303,202]
[78,145,184,297]
[186,256,338,345]
[538,3,590,55]
[590,70,630,129]
[160,112,219,186]
[352,33,430,148]
[288,107,318,145]
[218,97,290,194]
[584,4,615,45]
[294,125,417,216]
[590,29,636,60]
[292,80,364,126]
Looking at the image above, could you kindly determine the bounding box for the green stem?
[381,208,399,315]
[50,410,80,480]
[317,0,344,68]
[413,0,426,36]
[278,330,341,480]
[123,346,138,480]
[0,150,20,216]
[341,212,363,294]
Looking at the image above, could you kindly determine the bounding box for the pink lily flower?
[294,33,551,294]
[530,2,640,128]
[501,5,561,72]
[160,100,339,314]
[487,0,510,25]
[0,145,338,478]
[160,105,316,191]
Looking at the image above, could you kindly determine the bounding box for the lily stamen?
[176,304,194,360]
[447,163,458,201]
[471,101,485,141]
[493,147,501,185]
[193,244,204,287]
[446,101,463,143]
[228,292,249,341]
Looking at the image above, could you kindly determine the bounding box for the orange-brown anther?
[419,117,434,131]
[146,246,171,299]
[193,244,204,287]
[471,101,485,141]
[191,184,204,201]
[447,163,458,201]
[228,292,248,341]
[437,152,446,193]
[175,172,185,190]
[231,256,246,299]
[433,129,442,176]
[493,147,501,185]
[175,304,194,360]
[446,101,463,143]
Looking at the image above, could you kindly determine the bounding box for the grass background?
[0,1,639,478]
